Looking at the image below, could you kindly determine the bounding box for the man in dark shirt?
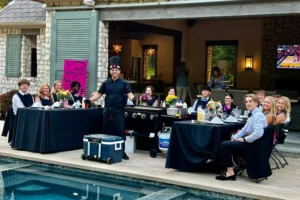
[90,56,135,160]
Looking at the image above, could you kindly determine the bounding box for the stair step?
[0,163,32,172]
[136,188,186,200]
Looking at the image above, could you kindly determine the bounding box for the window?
[21,29,38,77]
[30,35,37,77]
[142,45,158,80]
[5,35,22,77]
[205,41,238,87]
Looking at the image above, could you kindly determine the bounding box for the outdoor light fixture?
[245,57,253,69]
[113,44,122,54]
[147,48,155,56]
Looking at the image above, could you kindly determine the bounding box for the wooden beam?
[100,1,300,21]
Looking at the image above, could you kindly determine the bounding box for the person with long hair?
[222,93,237,116]
[262,96,277,125]
[216,94,267,181]
[276,96,291,124]
[162,87,176,107]
[141,86,158,107]
[51,80,63,102]
[208,67,225,89]
[37,84,54,106]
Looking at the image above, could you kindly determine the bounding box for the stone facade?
[97,20,109,103]
[0,29,41,94]
[21,36,32,77]
[261,16,300,90]
[0,11,51,95]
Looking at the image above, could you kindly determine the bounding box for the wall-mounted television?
[277,45,300,69]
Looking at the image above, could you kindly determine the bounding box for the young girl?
[262,96,277,125]
[51,80,63,102]
[37,84,54,106]
[276,96,291,124]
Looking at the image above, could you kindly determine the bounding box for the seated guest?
[256,90,266,109]
[208,67,225,89]
[69,81,83,105]
[192,85,211,111]
[141,86,158,107]
[262,96,277,125]
[51,80,63,102]
[12,79,34,115]
[222,93,237,116]
[216,94,267,181]
[37,84,54,106]
[272,94,281,104]
[162,87,176,107]
[276,96,291,124]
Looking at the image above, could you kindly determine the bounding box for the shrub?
[0,90,18,118]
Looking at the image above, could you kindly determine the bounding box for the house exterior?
[1,0,300,95]
[0,0,47,94]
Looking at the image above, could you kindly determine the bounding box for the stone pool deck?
[0,120,299,200]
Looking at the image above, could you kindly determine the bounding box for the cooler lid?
[84,134,123,142]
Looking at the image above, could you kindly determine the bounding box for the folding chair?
[272,122,291,168]
[235,126,274,183]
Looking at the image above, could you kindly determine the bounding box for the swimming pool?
[0,156,253,200]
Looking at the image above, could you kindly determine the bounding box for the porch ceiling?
[98,1,300,21]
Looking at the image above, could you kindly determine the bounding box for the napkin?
[52,102,60,108]
[72,101,82,108]
[31,102,43,108]
[224,115,238,123]
[209,117,225,124]
[188,107,194,114]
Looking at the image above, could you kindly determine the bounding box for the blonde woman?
[276,96,291,124]
[51,80,63,102]
[262,96,277,125]
[37,84,54,106]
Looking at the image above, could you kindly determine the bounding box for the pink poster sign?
[63,60,88,96]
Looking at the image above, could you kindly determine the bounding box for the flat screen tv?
[277,45,300,69]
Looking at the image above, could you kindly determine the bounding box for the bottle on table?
[197,106,205,121]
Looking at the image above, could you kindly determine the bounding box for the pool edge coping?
[0,151,297,200]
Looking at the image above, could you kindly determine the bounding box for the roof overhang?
[31,0,45,2]
[42,0,300,21]
[0,22,46,28]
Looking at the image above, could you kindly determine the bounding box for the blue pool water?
[0,157,253,200]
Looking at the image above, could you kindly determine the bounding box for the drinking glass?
[244,110,250,117]
[236,109,241,118]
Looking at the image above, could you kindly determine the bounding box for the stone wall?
[0,26,48,95]
[261,16,300,90]
[97,20,109,104]
[21,36,32,77]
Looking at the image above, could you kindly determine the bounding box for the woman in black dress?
[142,86,158,107]
[222,93,237,116]
[51,80,63,102]
[38,84,54,106]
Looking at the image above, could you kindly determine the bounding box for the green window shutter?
[5,35,22,77]
[50,11,99,98]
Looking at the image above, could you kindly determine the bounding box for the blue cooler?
[81,134,124,164]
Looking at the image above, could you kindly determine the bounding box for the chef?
[90,56,136,160]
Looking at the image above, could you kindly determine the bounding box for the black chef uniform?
[98,56,133,141]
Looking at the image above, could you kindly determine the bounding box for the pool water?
[0,157,253,200]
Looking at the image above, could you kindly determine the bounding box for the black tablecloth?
[11,108,103,153]
[165,121,244,172]
[161,115,190,127]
